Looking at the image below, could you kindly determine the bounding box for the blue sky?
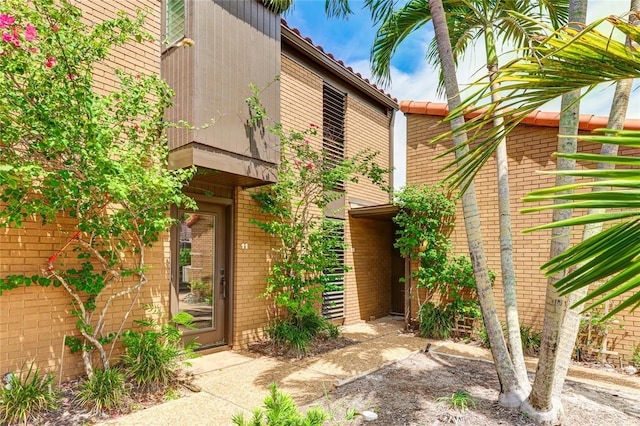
[285,1,640,188]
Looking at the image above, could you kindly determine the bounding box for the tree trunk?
[550,0,638,400]
[484,26,530,394]
[522,1,588,424]
[429,0,526,407]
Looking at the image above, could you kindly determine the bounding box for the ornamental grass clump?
[0,363,59,425]
[75,368,126,414]
[121,308,199,392]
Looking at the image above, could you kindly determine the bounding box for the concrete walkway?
[102,316,640,425]
[104,317,425,425]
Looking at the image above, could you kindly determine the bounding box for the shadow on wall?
[348,217,394,321]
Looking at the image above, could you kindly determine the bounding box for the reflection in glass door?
[178,212,215,329]
[176,206,226,346]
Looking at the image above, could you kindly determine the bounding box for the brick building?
[0,0,400,380]
[401,100,640,358]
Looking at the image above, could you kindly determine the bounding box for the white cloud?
[377,3,640,189]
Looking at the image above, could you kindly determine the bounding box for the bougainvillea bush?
[0,0,195,376]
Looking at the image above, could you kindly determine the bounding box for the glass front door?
[175,204,227,347]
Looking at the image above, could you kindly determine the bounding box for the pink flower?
[306,163,313,169]
[24,23,37,41]
[29,46,39,53]
[45,56,57,68]
[345,156,349,160]
[0,14,15,29]
[10,28,19,47]
[2,32,12,43]
[50,24,59,32]
[304,140,309,145]
[135,74,141,79]
[66,73,78,80]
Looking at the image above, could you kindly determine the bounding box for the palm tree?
[443,7,640,423]
[443,8,640,310]
[522,2,587,422]
[368,0,568,392]
[423,0,528,407]
[550,0,638,404]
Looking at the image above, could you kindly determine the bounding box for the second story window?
[166,0,185,46]
[323,83,346,191]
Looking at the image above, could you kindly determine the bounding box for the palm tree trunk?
[484,26,530,394]
[429,0,525,407]
[522,1,588,424]
[550,0,639,400]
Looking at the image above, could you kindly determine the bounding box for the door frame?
[170,195,233,349]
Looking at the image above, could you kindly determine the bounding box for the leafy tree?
[0,0,195,377]
[248,90,389,348]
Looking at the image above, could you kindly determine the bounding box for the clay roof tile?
[399,101,640,131]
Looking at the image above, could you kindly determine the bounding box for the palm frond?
[370,0,432,86]
[437,15,640,190]
[325,0,353,19]
[522,130,640,318]
[262,0,293,14]
[364,0,396,24]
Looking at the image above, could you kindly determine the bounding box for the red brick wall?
[0,0,164,380]
[405,113,640,357]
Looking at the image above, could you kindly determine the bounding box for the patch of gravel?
[304,351,640,426]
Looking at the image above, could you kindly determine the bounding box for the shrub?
[519,324,542,356]
[248,88,389,334]
[266,311,339,355]
[188,280,212,303]
[76,368,126,413]
[632,343,640,367]
[121,308,199,391]
[0,363,58,425]
[232,384,327,426]
[418,302,454,340]
[478,325,491,348]
[477,323,540,355]
[0,0,196,377]
[436,389,477,411]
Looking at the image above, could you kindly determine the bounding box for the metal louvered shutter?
[323,84,346,191]
[322,220,345,320]
[166,0,185,46]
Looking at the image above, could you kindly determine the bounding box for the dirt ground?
[305,350,640,426]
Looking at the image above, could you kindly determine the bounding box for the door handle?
[220,268,226,299]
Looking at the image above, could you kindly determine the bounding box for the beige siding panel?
[164,0,280,172]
